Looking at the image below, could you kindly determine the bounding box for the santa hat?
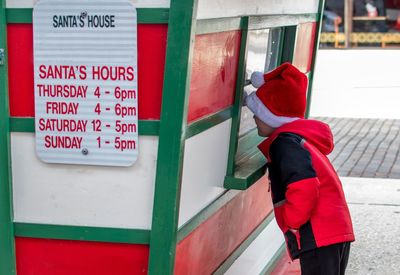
[245,63,308,128]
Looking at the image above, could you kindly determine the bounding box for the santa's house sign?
[33,0,138,166]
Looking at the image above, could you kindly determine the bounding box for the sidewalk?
[340,177,400,274]
[315,117,400,179]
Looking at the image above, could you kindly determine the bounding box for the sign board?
[33,0,138,166]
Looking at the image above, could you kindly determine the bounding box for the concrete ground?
[342,177,400,275]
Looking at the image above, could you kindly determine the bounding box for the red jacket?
[258,119,354,259]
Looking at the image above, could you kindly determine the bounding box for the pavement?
[342,177,400,275]
[315,117,400,179]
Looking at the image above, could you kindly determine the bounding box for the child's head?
[245,63,308,136]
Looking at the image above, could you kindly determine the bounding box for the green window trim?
[196,14,317,35]
[0,0,16,273]
[148,0,198,273]
[306,0,326,118]
[9,117,160,136]
[196,17,243,35]
[225,128,266,190]
[248,14,318,30]
[14,223,150,244]
[224,20,300,190]
[260,243,286,275]
[177,189,240,242]
[213,211,275,275]
[5,8,169,24]
[185,106,233,139]
[225,16,249,177]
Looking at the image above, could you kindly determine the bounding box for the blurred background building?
[320,0,400,48]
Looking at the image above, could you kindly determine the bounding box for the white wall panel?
[6,0,170,8]
[225,219,284,275]
[12,133,158,229]
[178,119,231,227]
[197,0,319,19]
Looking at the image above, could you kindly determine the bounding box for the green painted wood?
[138,120,160,136]
[0,0,17,273]
[14,223,150,244]
[5,7,31,23]
[224,151,267,190]
[6,8,169,24]
[195,14,317,35]
[225,130,267,190]
[137,8,169,24]
[225,17,249,176]
[185,107,233,139]
[235,128,264,163]
[148,0,198,274]
[196,17,242,34]
[280,25,297,63]
[248,14,317,30]
[305,0,326,118]
[260,243,286,275]
[9,117,34,132]
[177,190,240,242]
[213,212,275,275]
[9,117,160,136]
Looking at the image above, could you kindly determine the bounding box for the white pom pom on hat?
[250,71,265,88]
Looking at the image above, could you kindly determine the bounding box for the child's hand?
[289,228,298,234]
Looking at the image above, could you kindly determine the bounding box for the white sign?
[33,0,138,166]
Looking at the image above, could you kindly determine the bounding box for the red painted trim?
[292,22,316,73]
[15,237,149,275]
[7,24,167,119]
[137,24,167,120]
[174,177,273,275]
[7,24,34,117]
[187,31,241,123]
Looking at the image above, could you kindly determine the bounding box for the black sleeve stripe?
[269,133,317,186]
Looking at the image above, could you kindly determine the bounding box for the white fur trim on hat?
[250,71,265,88]
[245,92,300,128]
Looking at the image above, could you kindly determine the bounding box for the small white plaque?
[33,0,138,166]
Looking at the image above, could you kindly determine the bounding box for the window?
[238,28,283,137]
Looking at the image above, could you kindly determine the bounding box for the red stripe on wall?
[7,24,167,119]
[174,176,273,275]
[292,22,317,73]
[16,237,149,275]
[187,31,241,123]
[137,24,167,120]
[7,24,34,117]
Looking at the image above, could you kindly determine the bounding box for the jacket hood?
[258,119,334,158]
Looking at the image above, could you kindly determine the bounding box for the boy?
[244,63,355,275]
